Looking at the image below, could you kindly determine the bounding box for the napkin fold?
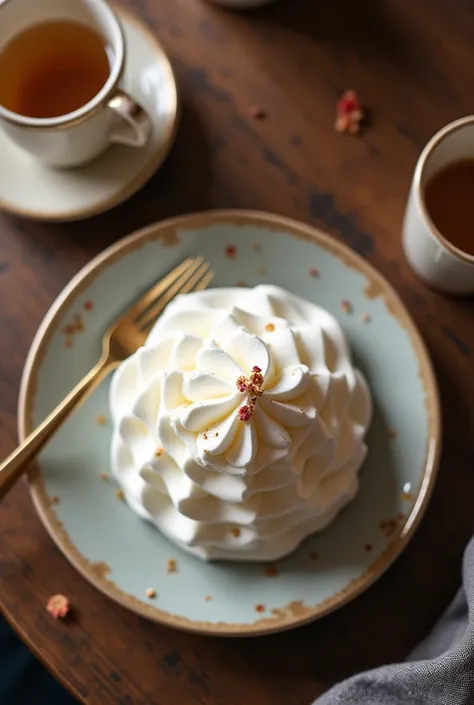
[315,536,474,705]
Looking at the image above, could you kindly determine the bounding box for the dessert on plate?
[110,284,372,561]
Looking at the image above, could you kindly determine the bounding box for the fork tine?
[140,263,214,333]
[136,259,209,325]
[125,257,203,323]
[194,269,215,292]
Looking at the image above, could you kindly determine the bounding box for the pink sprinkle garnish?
[238,384,247,392]
[252,366,261,373]
[47,594,70,620]
[225,245,237,259]
[239,405,252,422]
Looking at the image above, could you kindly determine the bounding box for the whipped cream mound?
[110,285,372,562]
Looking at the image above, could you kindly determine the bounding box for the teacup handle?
[107,90,151,148]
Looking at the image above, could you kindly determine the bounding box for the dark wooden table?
[1,0,473,702]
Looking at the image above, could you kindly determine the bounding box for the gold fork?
[0,257,214,499]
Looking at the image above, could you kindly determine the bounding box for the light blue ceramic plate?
[19,211,441,636]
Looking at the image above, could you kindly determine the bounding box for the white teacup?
[402,117,474,295]
[0,0,151,168]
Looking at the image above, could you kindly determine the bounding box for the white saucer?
[0,7,178,222]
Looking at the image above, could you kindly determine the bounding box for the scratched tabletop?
[1,0,473,703]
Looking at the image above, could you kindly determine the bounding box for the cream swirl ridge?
[110,285,372,561]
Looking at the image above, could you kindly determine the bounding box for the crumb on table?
[146,588,157,599]
[249,105,267,120]
[255,604,266,613]
[116,489,124,501]
[204,594,213,602]
[99,472,109,481]
[335,90,365,135]
[95,414,107,426]
[46,594,70,620]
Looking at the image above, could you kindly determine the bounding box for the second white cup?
[402,116,474,295]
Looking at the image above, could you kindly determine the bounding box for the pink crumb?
[46,594,70,620]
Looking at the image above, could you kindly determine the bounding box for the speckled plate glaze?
[0,6,178,221]
[19,211,441,636]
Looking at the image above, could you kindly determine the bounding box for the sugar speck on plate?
[167,558,178,574]
[264,565,278,577]
[225,245,237,259]
[340,299,353,314]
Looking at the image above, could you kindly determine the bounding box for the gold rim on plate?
[18,210,442,636]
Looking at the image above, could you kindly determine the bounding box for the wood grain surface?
[0,0,473,703]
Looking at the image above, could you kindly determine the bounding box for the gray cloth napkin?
[315,536,474,705]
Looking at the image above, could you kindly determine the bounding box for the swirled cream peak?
[110,285,372,561]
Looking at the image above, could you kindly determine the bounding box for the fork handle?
[0,354,114,500]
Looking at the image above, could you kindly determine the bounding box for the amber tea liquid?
[424,159,474,257]
[0,21,112,119]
